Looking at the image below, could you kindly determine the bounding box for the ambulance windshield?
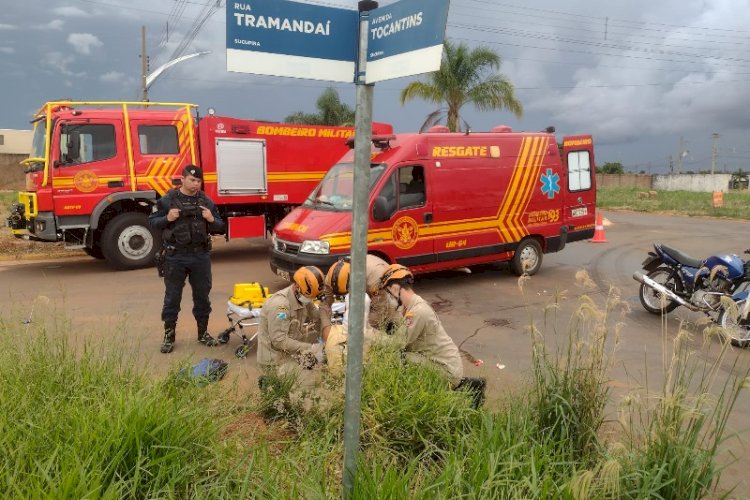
[304,162,386,211]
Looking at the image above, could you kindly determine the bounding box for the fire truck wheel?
[84,245,105,260]
[511,238,543,276]
[101,213,160,270]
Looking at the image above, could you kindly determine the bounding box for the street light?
[141,51,211,102]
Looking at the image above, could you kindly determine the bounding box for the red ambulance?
[270,125,596,278]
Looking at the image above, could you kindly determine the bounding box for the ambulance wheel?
[101,213,161,270]
[511,238,543,276]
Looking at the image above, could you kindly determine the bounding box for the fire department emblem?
[392,216,419,250]
[73,170,99,193]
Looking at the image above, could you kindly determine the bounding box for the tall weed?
[614,326,750,499]
[530,282,628,463]
[0,315,227,497]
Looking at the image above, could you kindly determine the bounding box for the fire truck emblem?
[392,216,419,249]
[73,170,99,193]
[540,168,560,200]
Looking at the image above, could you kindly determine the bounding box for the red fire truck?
[6,101,392,270]
[270,126,596,278]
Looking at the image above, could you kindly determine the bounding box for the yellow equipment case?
[229,282,270,309]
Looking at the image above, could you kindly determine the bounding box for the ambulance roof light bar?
[345,134,396,150]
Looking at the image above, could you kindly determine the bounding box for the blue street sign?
[226,0,357,82]
[365,0,450,83]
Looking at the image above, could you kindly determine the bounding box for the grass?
[597,187,750,219]
[0,322,228,497]
[2,275,748,498]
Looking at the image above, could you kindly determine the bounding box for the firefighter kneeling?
[256,266,331,379]
[380,264,486,409]
[324,260,487,408]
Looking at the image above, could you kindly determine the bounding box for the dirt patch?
[221,411,294,454]
[0,232,84,261]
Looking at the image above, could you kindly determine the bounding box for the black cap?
[182,164,203,180]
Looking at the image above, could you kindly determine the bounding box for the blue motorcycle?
[633,242,750,346]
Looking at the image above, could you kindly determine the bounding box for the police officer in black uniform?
[149,165,226,353]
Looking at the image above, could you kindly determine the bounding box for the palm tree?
[284,87,355,126]
[400,41,523,132]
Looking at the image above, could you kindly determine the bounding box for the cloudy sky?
[2,0,750,173]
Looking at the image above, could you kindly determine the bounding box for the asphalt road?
[2,210,750,494]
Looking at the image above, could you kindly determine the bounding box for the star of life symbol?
[540,168,560,199]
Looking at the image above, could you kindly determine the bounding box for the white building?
[0,129,32,155]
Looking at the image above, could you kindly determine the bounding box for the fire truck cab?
[270,126,596,278]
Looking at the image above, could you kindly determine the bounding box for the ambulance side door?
[370,164,434,268]
[561,136,596,240]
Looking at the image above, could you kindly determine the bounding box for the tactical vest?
[164,190,210,251]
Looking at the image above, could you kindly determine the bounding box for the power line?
[158,0,190,47]
[450,11,750,53]
[450,22,750,66]
[458,0,750,39]
[448,33,750,71]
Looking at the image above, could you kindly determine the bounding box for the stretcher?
[217,282,345,358]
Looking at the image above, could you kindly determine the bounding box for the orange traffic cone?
[590,212,608,243]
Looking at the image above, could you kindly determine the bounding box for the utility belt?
[165,243,210,255]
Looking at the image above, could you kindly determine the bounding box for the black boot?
[197,318,218,347]
[161,321,176,354]
[455,377,487,409]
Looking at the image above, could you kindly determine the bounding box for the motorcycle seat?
[660,243,703,268]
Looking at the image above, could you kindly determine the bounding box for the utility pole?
[604,16,608,40]
[711,132,719,175]
[141,26,149,102]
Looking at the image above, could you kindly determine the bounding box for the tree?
[400,41,523,132]
[284,87,355,126]
[596,162,625,174]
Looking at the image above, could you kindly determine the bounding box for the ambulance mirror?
[372,196,390,222]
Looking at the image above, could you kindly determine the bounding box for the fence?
[597,173,735,193]
[596,174,652,189]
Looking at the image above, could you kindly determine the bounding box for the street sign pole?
[342,1,377,497]
[225,1,447,495]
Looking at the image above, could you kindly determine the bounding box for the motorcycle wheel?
[639,266,682,314]
[718,300,750,347]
